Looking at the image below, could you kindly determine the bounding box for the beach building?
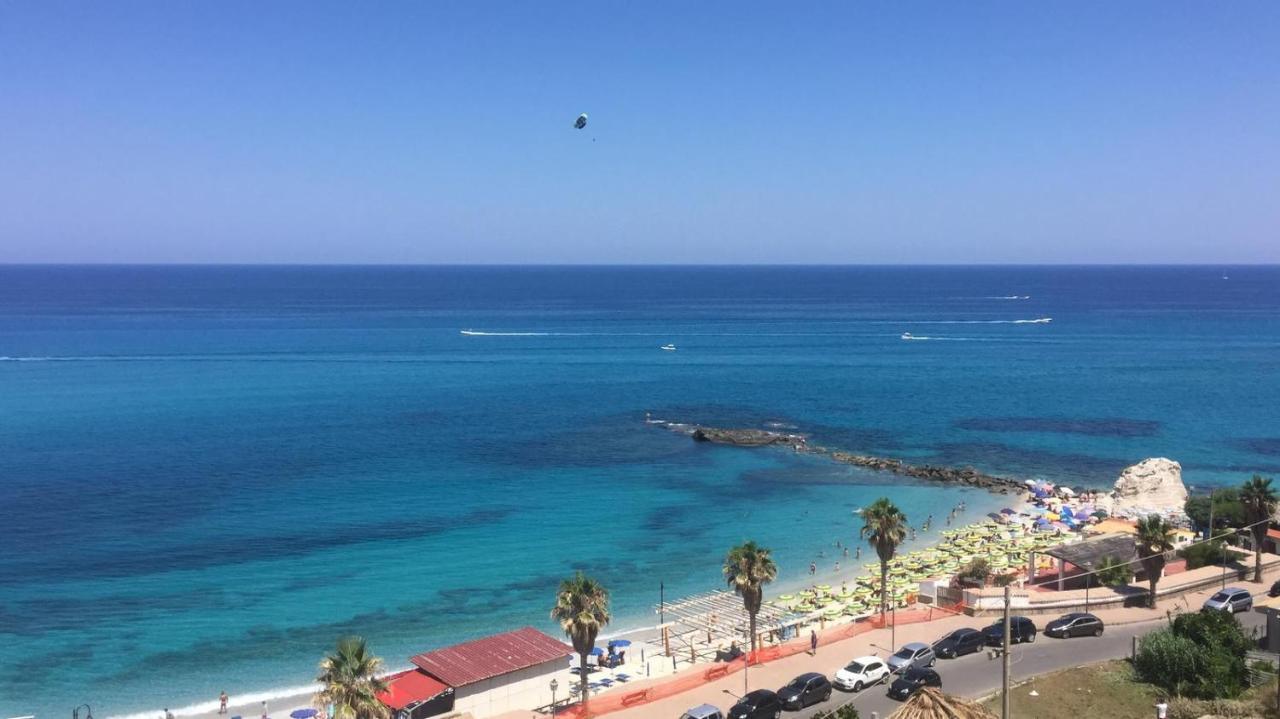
[405,627,572,718]
[378,669,456,719]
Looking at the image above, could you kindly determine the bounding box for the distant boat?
[460,329,480,335]
[1223,275,1230,280]
[660,344,677,351]
[901,332,913,340]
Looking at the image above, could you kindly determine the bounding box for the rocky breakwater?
[1099,457,1188,521]
[683,424,1026,495]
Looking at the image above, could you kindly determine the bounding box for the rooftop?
[410,627,571,687]
[1041,533,1138,572]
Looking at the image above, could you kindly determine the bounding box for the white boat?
[660,344,677,351]
[901,332,913,340]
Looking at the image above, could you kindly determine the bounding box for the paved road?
[787,609,1266,719]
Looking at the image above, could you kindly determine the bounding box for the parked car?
[833,655,890,692]
[1203,587,1253,613]
[727,690,782,719]
[887,666,942,701]
[1269,579,1280,598]
[932,628,984,658]
[681,705,724,719]
[776,672,832,710]
[982,616,1037,645]
[886,642,936,673]
[1044,612,1104,639]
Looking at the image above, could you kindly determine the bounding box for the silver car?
[1203,587,1252,613]
[886,642,936,673]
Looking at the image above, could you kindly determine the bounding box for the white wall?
[451,658,565,718]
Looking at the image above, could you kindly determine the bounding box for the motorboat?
[660,344,677,351]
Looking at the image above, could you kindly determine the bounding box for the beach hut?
[378,670,455,719]
[406,627,571,718]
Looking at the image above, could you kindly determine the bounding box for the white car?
[833,655,890,692]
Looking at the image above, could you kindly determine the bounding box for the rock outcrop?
[690,427,799,447]
[1104,457,1187,519]
[680,423,1026,494]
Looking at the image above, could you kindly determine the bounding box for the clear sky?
[1,1,1277,264]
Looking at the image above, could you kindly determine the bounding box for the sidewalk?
[546,564,1280,719]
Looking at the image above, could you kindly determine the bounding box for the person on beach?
[164,710,173,719]
[809,562,816,575]
[220,692,228,714]
[843,546,849,558]
[261,701,269,719]
[855,547,861,559]
[809,630,818,655]
[834,562,840,573]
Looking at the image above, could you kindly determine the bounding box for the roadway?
[787,609,1265,719]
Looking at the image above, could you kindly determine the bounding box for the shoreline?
[113,422,1035,719]
[139,496,1014,719]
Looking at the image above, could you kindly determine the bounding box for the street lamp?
[549,679,558,715]
[73,705,94,719]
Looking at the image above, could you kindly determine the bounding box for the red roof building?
[378,669,452,711]
[410,626,571,687]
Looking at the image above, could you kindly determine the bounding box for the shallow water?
[1,265,1278,718]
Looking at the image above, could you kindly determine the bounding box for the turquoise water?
[2,265,1279,718]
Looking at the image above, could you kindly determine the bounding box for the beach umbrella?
[590,647,605,656]
[290,711,317,719]
[608,639,631,648]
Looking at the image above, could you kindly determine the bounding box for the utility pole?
[1001,584,1012,719]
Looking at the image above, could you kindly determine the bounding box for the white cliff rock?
[1104,457,1188,519]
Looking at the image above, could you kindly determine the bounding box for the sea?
[2,265,1279,719]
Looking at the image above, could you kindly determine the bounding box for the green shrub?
[992,573,1015,587]
[956,558,990,586]
[1095,554,1134,586]
[814,704,859,719]
[1135,611,1251,699]
[1179,540,1226,570]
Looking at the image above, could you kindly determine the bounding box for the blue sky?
[1,1,1277,263]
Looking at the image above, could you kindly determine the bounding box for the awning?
[1267,528,1280,541]
[378,670,452,711]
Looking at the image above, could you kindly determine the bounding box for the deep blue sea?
[3,265,1279,718]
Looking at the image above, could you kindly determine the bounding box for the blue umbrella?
[590,647,604,656]
[291,711,317,719]
[608,639,631,648]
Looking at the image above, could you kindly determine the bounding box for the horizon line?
[1,261,1276,268]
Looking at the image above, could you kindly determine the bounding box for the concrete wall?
[451,658,565,719]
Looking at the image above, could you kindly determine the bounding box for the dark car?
[776,672,832,710]
[1045,612,1104,639]
[887,666,942,700]
[1269,579,1280,598]
[932,628,984,658]
[727,690,782,719]
[982,616,1037,645]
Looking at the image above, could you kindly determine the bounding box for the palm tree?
[860,498,909,620]
[887,687,997,719]
[551,572,611,715]
[1095,554,1133,587]
[1240,475,1278,582]
[315,636,390,719]
[723,541,778,654]
[1135,514,1176,609]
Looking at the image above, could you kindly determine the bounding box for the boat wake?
[896,317,1051,325]
[985,295,1031,300]
[459,330,579,336]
